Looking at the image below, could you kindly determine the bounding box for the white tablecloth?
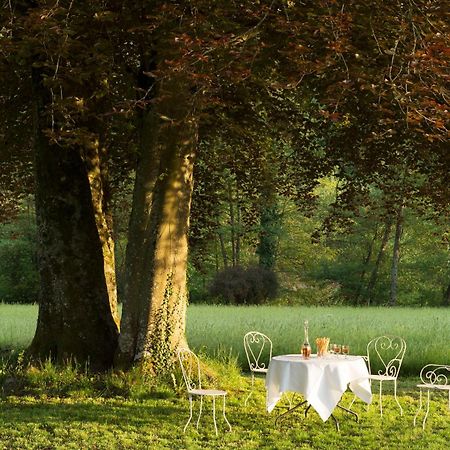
[266,354,372,421]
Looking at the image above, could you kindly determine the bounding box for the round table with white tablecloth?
[266,354,372,422]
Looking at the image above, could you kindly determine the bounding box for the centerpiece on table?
[301,320,311,359]
[315,337,330,357]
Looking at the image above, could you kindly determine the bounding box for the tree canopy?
[0,0,448,371]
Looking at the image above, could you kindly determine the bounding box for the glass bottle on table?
[301,320,311,359]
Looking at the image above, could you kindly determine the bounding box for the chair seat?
[252,368,268,374]
[417,383,450,390]
[189,388,227,396]
[368,374,397,381]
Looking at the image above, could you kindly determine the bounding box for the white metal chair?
[413,364,450,430]
[243,331,273,406]
[177,348,232,436]
[350,335,406,416]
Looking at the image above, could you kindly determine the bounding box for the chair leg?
[244,372,254,406]
[184,395,193,433]
[422,389,430,430]
[393,379,403,416]
[196,396,203,429]
[212,396,218,436]
[379,380,383,416]
[223,395,232,432]
[366,379,372,412]
[413,388,423,427]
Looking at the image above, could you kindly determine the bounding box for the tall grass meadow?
[1,303,448,375]
[0,303,38,350]
[186,305,449,375]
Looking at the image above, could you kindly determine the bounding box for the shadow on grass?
[0,390,448,450]
[0,399,180,427]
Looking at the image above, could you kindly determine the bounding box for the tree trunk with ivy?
[28,68,119,371]
[115,75,197,372]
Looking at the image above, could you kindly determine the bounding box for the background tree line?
[2,177,448,308]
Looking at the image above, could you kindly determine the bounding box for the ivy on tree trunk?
[116,75,197,371]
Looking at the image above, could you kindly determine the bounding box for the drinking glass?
[342,344,350,356]
[332,343,341,354]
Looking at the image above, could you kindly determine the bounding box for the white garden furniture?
[413,364,450,430]
[177,348,232,435]
[350,335,406,416]
[243,331,273,406]
[266,353,372,431]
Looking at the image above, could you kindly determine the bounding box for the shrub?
[0,217,39,304]
[208,265,278,305]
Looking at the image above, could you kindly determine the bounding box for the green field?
[1,304,449,375]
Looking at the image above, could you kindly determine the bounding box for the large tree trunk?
[28,68,119,371]
[116,75,197,371]
[84,134,120,330]
[390,204,404,306]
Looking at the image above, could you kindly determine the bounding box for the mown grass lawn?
[0,378,449,450]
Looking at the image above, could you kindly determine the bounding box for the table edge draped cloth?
[266,354,372,421]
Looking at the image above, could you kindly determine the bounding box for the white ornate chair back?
[366,335,406,378]
[178,348,201,393]
[419,364,450,387]
[243,331,273,373]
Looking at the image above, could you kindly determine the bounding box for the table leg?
[331,414,340,432]
[275,400,308,426]
[304,404,312,418]
[337,404,359,423]
[275,401,358,431]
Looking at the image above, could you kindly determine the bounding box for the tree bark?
[256,202,280,270]
[365,216,393,305]
[228,182,237,267]
[214,237,220,273]
[236,201,241,266]
[355,224,379,305]
[443,281,450,307]
[28,68,119,371]
[84,133,120,330]
[217,231,229,268]
[390,204,404,306]
[115,75,197,371]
